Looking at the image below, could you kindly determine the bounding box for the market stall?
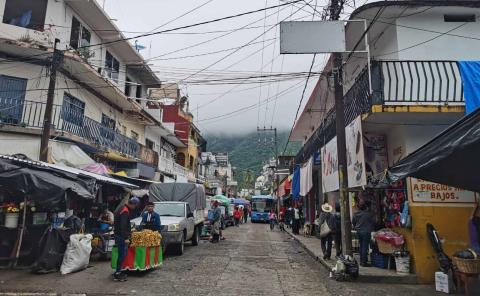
[111,230,162,271]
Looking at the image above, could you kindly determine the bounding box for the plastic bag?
[60,234,93,275]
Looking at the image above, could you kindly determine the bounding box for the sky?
[101,0,363,134]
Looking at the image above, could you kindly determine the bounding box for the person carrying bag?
[319,203,334,260]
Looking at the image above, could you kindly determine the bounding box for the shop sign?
[321,137,339,193]
[410,178,477,203]
[346,116,366,188]
[364,133,388,187]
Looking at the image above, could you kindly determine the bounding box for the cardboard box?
[435,271,451,294]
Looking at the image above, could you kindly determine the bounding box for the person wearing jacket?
[141,202,161,231]
[352,202,375,267]
[211,200,222,243]
[113,197,140,281]
[319,203,334,260]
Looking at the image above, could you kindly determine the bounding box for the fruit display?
[130,230,162,247]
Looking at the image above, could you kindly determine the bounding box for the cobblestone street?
[0,223,442,296]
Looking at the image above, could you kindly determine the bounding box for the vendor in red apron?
[141,202,161,231]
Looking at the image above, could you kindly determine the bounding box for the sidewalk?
[284,227,418,284]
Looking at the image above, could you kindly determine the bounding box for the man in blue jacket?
[141,202,161,231]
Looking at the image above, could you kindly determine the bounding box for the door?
[0,75,27,124]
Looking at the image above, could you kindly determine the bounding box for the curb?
[285,230,418,285]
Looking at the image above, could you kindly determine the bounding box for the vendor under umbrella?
[141,202,161,231]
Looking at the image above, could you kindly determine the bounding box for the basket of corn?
[130,230,162,247]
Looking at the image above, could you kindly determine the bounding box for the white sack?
[60,234,93,275]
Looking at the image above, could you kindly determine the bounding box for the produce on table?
[130,230,162,247]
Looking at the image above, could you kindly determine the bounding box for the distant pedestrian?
[286,206,293,228]
[292,205,300,235]
[210,201,222,243]
[269,210,277,231]
[113,197,140,281]
[243,206,249,223]
[352,202,375,267]
[233,206,241,227]
[319,203,334,260]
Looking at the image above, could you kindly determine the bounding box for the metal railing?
[0,98,140,157]
[376,60,464,104]
[158,154,188,179]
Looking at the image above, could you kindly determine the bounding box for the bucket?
[395,256,410,274]
[33,212,48,225]
[5,212,19,228]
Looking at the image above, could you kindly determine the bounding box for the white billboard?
[321,137,339,193]
[346,116,367,188]
[280,21,346,54]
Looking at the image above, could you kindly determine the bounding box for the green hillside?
[204,131,300,188]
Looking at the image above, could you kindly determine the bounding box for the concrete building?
[199,152,234,195]
[0,0,189,181]
[290,0,480,283]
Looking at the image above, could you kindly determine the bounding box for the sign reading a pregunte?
[280,21,346,54]
[410,178,477,203]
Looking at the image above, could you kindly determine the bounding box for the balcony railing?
[158,154,187,179]
[0,98,140,158]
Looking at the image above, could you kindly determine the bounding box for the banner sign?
[364,133,388,187]
[346,116,367,188]
[321,137,339,193]
[410,178,477,203]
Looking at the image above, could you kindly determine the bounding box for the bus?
[250,195,275,223]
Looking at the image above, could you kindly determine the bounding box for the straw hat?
[321,203,333,213]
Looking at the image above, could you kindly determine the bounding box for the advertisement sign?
[321,137,339,193]
[346,116,366,188]
[363,133,388,187]
[410,178,477,203]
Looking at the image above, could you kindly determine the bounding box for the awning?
[388,108,480,192]
[50,140,95,168]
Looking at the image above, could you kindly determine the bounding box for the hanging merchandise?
[292,165,301,200]
[300,157,313,196]
[400,201,412,228]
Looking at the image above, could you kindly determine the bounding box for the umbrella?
[212,194,231,204]
[233,198,249,205]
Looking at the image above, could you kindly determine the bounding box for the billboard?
[321,137,339,193]
[346,116,366,188]
[280,21,346,54]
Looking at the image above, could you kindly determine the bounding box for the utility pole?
[329,0,352,256]
[257,127,279,213]
[39,39,63,162]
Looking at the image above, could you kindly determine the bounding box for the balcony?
[0,99,156,163]
[158,154,187,179]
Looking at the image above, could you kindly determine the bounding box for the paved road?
[0,222,441,295]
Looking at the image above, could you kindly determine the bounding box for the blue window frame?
[0,75,27,124]
[62,93,85,125]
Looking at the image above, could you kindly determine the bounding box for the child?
[269,210,277,231]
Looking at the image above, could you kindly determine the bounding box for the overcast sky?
[102,0,362,134]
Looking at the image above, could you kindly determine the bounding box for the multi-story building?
[161,98,206,182]
[199,152,234,195]
[0,0,189,181]
[289,0,480,283]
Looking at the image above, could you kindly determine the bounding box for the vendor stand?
[111,229,163,271]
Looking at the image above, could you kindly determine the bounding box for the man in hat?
[113,197,140,281]
[319,202,334,260]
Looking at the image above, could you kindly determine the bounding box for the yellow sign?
[410,178,477,203]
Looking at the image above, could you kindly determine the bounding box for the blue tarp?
[292,165,300,200]
[458,61,480,114]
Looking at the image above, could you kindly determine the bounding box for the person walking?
[286,205,293,229]
[352,202,375,267]
[268,209,277,231]
[319,203,334,260]
[233,206,241,227]
[243,206,249,223]
[113,197,140,281]
[292,205,300,235]
[210,201,222,243]
[333,203,342,257]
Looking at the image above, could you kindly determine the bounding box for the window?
[146,138,155,150]
[125,77,132,96]
[177,152,186,166]
[105,51,120,83]
[444,14,476,22]
[61,93,85,125]
[3,0,48,30]
[189,156,194,169]
[135,86,142,104]
[0,75,27,124]
[101,114,115,141]
[69,16,91,49]
[131,130,139,142]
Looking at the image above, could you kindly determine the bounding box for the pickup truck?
[132,201,203,255]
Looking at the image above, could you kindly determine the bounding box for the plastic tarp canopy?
[149,183,206,211]
[212,194,231,204]
[50,140,95,168]
[0,156,95,208]
[388,108,480,192]
[458,61,480,114]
